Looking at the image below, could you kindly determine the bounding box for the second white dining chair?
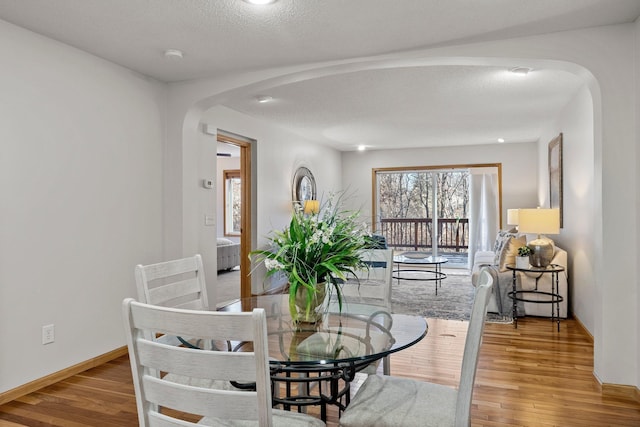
[135,254,210,310]
[329,248,394,375]
[135,254,239,392]
[122,298,325,427]
[134,254,213,348]
[339,267,493,427]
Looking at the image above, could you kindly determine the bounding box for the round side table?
[505,264,565,331]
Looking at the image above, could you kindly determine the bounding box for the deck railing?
[378,218,469,252]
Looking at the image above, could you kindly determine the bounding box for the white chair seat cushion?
[200,409,325,426]
[339,375,457,427]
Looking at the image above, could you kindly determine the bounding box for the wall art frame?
[292,166,316,204]
[548,133,563,228]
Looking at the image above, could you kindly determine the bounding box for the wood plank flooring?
[1,317,639,426]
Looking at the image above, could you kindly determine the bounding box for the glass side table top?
[393,252,448,265]
[505,263,565,273]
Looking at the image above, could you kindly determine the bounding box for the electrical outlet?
[42,324,55,345]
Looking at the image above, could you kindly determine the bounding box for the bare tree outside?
[378,173,414,218]
[437,171,469,220]
[376,169,469,256]
[378,170,468,220]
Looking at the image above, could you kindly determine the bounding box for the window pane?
[224,170,241,236]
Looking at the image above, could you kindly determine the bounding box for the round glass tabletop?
[221,294,428,368]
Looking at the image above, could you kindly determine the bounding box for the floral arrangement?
[251,194,374,322]
[518,245,533,257]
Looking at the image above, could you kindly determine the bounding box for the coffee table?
[393,252,448,295]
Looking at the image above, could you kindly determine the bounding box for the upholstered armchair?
[471,231,568,318]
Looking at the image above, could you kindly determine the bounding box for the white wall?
[538,87,595,331]
[0,20,166,392]
[341,143,539,227]
[200,106,342,294]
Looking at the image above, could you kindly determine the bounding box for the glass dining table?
[219,294,428,421]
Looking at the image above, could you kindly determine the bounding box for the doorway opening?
[217,131,252,299]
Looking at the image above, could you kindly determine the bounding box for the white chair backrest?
[454,267,493,426]
[341,248,393,308]
[122,298,273,427]
[135,254,210,310]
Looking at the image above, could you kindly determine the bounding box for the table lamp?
[507,209,519,231]
[303,199,320,215]
[518,208,560,267]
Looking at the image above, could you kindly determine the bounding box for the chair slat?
[137,340,257,383]
[141,257,200,281]
[146,278,203,307]
[143,375,259,420]
[130,304,255,342]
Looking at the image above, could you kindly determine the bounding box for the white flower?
[265,258,285,271]
[310,230,322,243]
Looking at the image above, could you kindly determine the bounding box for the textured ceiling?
[224,65,585,150]
[1,0,639,151]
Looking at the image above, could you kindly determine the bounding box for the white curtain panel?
[468,168,499,269]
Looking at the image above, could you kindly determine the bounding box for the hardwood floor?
[1,317,639,426]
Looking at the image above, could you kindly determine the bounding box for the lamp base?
[527,237,554,267]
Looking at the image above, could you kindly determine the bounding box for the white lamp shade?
[518,208,560,235]
[507,209,519,225]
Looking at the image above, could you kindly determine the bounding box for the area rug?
[391,269,475,321]
[219,267,511,323]
[215,267,241,307]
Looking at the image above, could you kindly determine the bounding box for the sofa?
[471,230,568,318]
[217,238,240,271]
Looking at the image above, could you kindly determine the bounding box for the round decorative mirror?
[292,167,316,202]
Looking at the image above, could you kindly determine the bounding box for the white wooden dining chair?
[339,267,493,427]
[135,254,241,392]
[328,248,394,375]
[122,298,326,427]
[135,254,210,310]
[135,254,213,348]
[339,248,394,307]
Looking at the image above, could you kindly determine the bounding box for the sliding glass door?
[375,168,469,267]
[374,164,501,269]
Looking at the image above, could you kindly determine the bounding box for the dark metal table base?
[270,360,372,422]
[393,266,447,295]
[507,265,564,332]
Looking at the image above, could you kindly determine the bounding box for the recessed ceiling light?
[358,145,366,151]
[497,138,505,143]
[164,49,183,60]
[256,95,273,103]
[243,0,277,4]
[509,66,532,75]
